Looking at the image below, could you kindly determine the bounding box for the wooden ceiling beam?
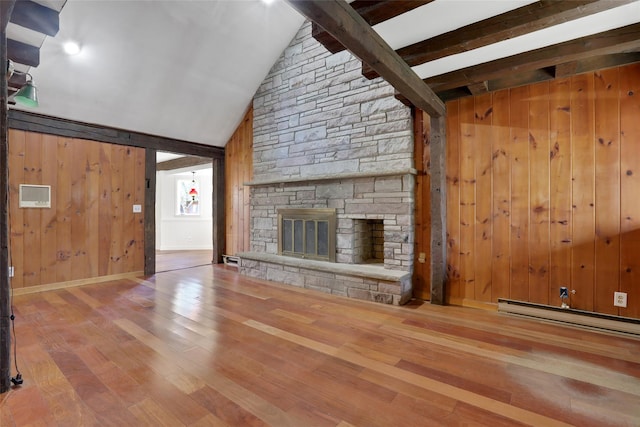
[554,61,579,79]
[312,0,432,54]
[7,72,26,90]
[8,110,225,159]
[9,0,59,36]
[435,52,640,102]
[426,22,640,93]
[362,0,631,80]
[467,81,488,96]
[486,68,555,93]
[555,51,640,78]
[1,0,16,30]
[7,38,38,67]
[156,155,212,171]
[431,87,472,103]
[287,0,445,117]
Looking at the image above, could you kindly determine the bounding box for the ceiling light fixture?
[13,75,39,108]
[189,171,199,201]
[7,61,39,108]
[63,41,81,56]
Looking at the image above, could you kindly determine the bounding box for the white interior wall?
[156,165,213,251]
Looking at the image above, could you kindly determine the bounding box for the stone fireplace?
[238,22,415,305]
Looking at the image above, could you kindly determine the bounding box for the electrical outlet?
[8,266,14,277]
[614,292,627,308]
[132,204,142,213]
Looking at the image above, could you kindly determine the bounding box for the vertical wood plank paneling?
[110,145,125,274]
[548,78,572,306]
[70,139,88,280]
[134,147,146,271]
[594,68,621,315]
[528,82,550,304]
[39,134,58,285]
[491,90,510,302]
[225,106,253,256]
[441,64,637,318]
[243,109,253,252]
[8,129,25,288]
[445,100,461,300]
[56,138,72,282]
[9,131,145,289]
[570,73,596,311]
[225,130,235,255]
[473,93,493,302]
[232,131,240,255]
[459,97,476,300]
[232,133,240,255]
[412,109,431,300]
[619,63,640,319]
[509,86,530,302]
[86,140,100,278]
[23,131,43,286]
[98,144,112,276]
[122,147,136,273]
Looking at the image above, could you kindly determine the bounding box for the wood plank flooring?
[1,265,639,426]
[156,250,213,273]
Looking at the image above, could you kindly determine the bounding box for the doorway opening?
[155,151,214,272]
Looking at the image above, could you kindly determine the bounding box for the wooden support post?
[1,0,17,394]
[430,115,447,305]
[212,157,225,264]
[144,149,156,275]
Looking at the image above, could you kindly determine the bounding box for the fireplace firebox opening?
[353,219,384,264]
[278,208,336,262]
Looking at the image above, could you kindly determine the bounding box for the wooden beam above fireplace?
[286,0,446,117]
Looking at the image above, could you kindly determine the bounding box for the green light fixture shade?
[14,81,39,108]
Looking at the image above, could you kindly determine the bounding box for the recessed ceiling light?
[63,41,81,56]
[261,0,275,5]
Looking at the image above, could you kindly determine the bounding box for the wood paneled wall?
[225,106,253,256]
[8,130,145,289]
[445,63,640,319]
[413,109,431,300]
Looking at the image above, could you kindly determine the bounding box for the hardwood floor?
[1,265,639,426]
[156,250,213,273]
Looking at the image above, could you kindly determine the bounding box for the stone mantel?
[244,168,417,187]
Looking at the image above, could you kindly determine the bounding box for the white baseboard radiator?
[498,298,640,337]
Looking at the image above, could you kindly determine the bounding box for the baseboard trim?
[498,298,640,337]
[446,297,498,311]
[12,271,144,296]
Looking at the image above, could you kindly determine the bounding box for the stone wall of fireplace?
[238,22,416,305]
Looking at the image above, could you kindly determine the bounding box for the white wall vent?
[19,184,51,208]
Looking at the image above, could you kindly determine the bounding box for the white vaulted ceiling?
[9,0,304,147]
[7,0,640,148]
